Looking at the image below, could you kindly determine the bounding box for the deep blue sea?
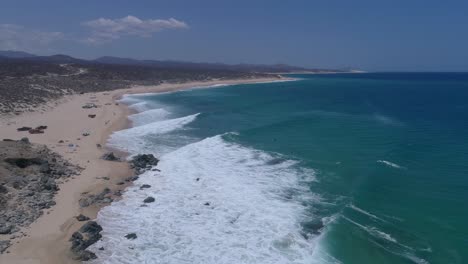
[90,73,468,264]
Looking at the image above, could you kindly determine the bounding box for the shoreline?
[0,76,285,263]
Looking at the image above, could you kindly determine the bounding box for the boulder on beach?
[69,221,102,261]
[16,126,32,132]
[101,152,120,161]
[28,128,44,134]
[0,240,11,254]
[79,188,112,207]
[76,214,90,221]
[130,154,159,174]
[82,103,97,109]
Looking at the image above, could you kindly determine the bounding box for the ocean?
[89,73,468,264]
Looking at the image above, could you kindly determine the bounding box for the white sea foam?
[342,216,429,264]
[90,135,320,264]
[128,108,171,126]
[377,160,405,169]
[342,216,398,244]
[107,113,200,156]
[128,102,150,112]
[118,95,146,107]
[348,204,388,223]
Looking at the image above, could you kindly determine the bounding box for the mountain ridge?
[0,51,346,73]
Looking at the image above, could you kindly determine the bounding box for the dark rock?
[124,176,139,182]
[82,103,97,109]
[35,126,47,130]
[20,137,30,144]
[39,162,51,173]
[11,177,27,189]
[100,197,113,203]
[77,250,97,261]
[88,114,96,118]
[69,221,103,259]
[58,140,64,143]
[116,181,125,185]
[42,178,58,191]
[0,225,12,235]
[76,214,90,221]
[2,139,14,142]
[17,126,32,131]
[28,128,44,134]
[143,197,155,203]
[140,184,151,190]
[0,185,8,194]
[79,221,103,234]
[196,178,200,181]
[130,154,159,174]
[71,231,83,241]
[79,188,112,207]
[101,152,120,161]
[125,233,137,240]
[4,157,43,168]
[98,247,104,250]
[204,202,210,206]
[0,240,11,254]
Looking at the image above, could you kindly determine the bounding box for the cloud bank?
[82,15,188,44]
[0,16,188,50]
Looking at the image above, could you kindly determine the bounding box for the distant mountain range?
[0,50,346,73]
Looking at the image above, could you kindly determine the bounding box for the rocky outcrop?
[0,139,80,254]
[130,154,159,174]
[69,221,102,261]
[79,188,113,207]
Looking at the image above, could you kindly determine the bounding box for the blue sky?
[1,0,467,71]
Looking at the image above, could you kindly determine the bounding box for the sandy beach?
[0,77,281,263]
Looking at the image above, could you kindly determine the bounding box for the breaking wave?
[90,135,321,263]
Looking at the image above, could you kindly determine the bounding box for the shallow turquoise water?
[117,73,468,263]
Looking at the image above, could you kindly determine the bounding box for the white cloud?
[0,24,64,51]
[82,15,188,44]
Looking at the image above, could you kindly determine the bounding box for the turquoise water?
[95,73,468,264]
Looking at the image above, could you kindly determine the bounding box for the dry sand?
[0,77,282,263]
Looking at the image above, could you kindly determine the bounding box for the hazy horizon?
[1,0,468,71]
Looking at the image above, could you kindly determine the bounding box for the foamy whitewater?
[88,74,468,264]
[90,92,323,264]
